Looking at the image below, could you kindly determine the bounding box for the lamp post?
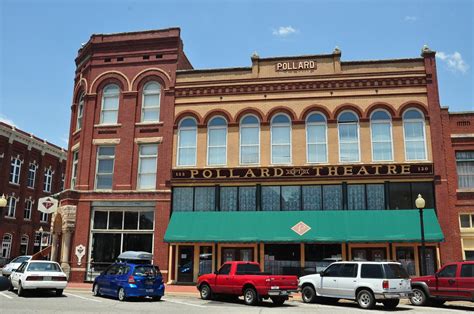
[38,226,44,251]
[0,194,7,210]
[415,194,427,276]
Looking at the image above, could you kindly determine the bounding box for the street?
[0,289,472,313]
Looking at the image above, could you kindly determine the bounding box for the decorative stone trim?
[92,138,121,145]
[134,137,163,144]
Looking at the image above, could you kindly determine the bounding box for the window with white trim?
[71,150,79,189]
[177,118,197,166]
[43,168,53,192]
[271,114,292,164]
[9,157,21,184]
[6,196,17,218]
[27,163,37,188]
[141,82,161,122]
[40,212,49,223]
[20,235,28,255]
[1,234,12,258]
[76,92,85,130]
[456,151,474,188]
[338,111,360,162]
[24,199,33,220]
[100,84,120,124]
[95,146,115,190]
[138,144,158,190]
[403,109,427,160]
[306,113,327,163]
[370,110,393,161]
[239,115,260,165]
[207,116,227,166]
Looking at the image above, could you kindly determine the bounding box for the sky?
[0,0,472,148]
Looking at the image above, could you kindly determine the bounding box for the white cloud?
[272,26,298,37]
[404,16,418,22]
[436,51,470,74]
[0,114,15,126]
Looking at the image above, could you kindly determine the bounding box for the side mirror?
[319,272,325,277]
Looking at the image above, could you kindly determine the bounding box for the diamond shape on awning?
[291,221,311,236]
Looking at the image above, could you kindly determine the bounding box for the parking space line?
[0,292,13,299]
[162,298,206,308]
[64,292,102,303]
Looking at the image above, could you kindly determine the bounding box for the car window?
[27,262,61,272]
[236,264,260,274]
[438,265,457,278]
[10,256,30,264]
[361,264,384,279]
[460,264,474,278]
[218,264,231,275]
[383,264,409,279]
[16,262,27,273]
[117,265,130,275]
[338,263,358,278]
[324,264,343,277]
[133,266,157,276]
[105,265,121,275]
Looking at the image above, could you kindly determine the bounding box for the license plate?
[43,276,51,281]
[146,280,154,285]
[280,291,288,295]
[146,289,154,293]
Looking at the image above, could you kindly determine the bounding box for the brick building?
[0,122,66,261]
[56,28,192,281]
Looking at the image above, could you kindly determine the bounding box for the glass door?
[178,246,194,282]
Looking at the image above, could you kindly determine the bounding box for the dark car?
[92,262,164,301]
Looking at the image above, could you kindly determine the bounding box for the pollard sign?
[38,196,58,214]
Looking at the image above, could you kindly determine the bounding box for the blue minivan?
[92,252,165,301]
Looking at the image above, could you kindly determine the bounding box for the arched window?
[207,116,227,166]
[141,82,161,122]
[6,196,17,218]
[338,111,360,162]
[9,157,21,184]
[240,115,260,164]
[1,234,12,258]
[44,168,53,192]
[20,235,28,255]
[306,112,327,163]
[403,109,427,160]
[76,92,85,130]
[370,110,393,161]
[100,84,120,124]
[271,114,292,164]
[177,118,197,166]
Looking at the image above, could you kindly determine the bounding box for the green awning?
[164,209,444,243]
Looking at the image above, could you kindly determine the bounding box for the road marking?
[162,298,206,308]
[64,292,102,303]
[0,292,13,299]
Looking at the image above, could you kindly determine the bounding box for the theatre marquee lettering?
[172,164,433,180]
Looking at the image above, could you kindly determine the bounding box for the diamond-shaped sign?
[291,221,311,236]
[38,196,58,214]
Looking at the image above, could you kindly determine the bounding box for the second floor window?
[306,112,327,163]
[207,117,227,166]
[43,168,53,192]
[138,145,158,190]
[271,114,292,164]
[338,111,360,162]
[240,115,260,165]
[76,92,85,130]
[95,146,115,190]
[40,212,49,223]
[6,197,17,218]
[100,84,120,124]
[141,82,161,122]
[403,109,427,160]
[24,199,32,220]
[27,163,37,188]
[177,118,197,166]
[456,151,474,189]
[371,110,393,161]
[71,150,79,189]
[9,157,21,184]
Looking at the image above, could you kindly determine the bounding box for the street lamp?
[0,194,7,217]
[415,194,427,276]
[38,226,44,251]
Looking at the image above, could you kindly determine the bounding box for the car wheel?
[117,288,127,301]
[356,289,375,309]
[56,289,63,297]
[409,287,427,306]
[301,285,316,303]
[382,299,400,309]
[152,296,162,301]
[243,287,258,306]
[17,282,25,297]
[270,297,286,306]
[92,284,101,297]
[430,299,446,307]
[199,283,212,300]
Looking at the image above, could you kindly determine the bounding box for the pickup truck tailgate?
[266,276,299,289]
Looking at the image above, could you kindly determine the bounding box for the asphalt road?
[0,289,472,313]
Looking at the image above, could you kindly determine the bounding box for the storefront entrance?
[178,246,194,283]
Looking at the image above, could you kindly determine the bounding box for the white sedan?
[10,260,67,296]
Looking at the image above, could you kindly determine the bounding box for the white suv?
[298,261,412,309]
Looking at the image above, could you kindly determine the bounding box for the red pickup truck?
[410,261,474,306]
[197,261,298,306]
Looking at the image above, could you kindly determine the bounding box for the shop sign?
[75,244,86,266]
[275,60,317,72]
[38,196,58,214]
[172,163,433,180]
[292,221,311,236]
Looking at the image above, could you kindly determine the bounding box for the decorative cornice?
[92,138,121,145]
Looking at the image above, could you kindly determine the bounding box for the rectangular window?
[371,122,393,161]
[339,123,359,162]
[239,186,256,211]
[322,185,343,210]
[262,186,280,211]
[24,200,32,220]
[199,246,213,275]
[194,187,215,211]
[9,158,21,184]
[220,187,238,211]
[304,244,342,274]
[240,123,259,164]
[43,169,53,193]
[347,185,366,210]
[302,186,322,210]
[389,183,412,209]
[137,145,158,190]
[456,151,474,188]
[173,187,194,212]
[27,164,37,188]
[404,121,426,160]
[40,212,49,223]
[307,124,327,163]
[71,150,79,189]
[366,184,385,210]
[6,197,16,218]
[264,244,300,275]
[281,186,300,211]
[361,264,384,278]
[95,146,115,190]
[460,214,472,228]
